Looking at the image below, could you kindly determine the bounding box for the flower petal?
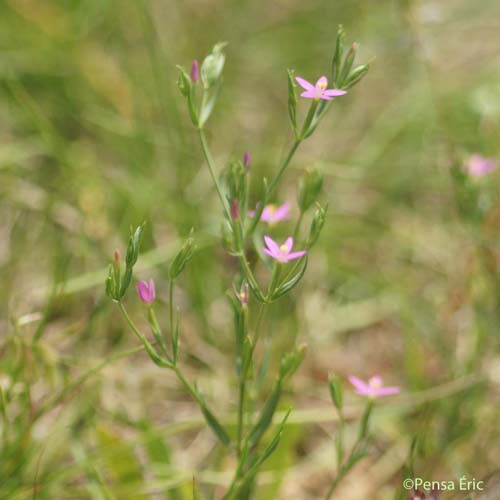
[264,236,280,254]
[263,247,277,259]
[287,250,307,260]
[319,95,333,101]
[324,89,347,97]
[283,236,293,252]
[295,76,314,91]
[376,386,401,397]
[300,90,316,99]
[148,278,155,299]
[274,202,291,220]
[315,76,328,88]
[348,376,370,395]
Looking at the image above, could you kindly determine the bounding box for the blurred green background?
[1,0,500,498]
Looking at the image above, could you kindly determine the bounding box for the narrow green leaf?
[248,379,282,448]
[270,256,308,300]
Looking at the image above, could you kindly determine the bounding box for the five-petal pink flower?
[262,236,306,263]
[249,202,291,225]
[464,154,497,177]
[261,203,291,223]
[295,76,347,101]
[136,279,156,305]
[348,375,400,398]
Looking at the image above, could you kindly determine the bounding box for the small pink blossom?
[262,235,306,263]
[191,60,200,82]
[136,279,156,305]
[295,76,347,101]
[348,375,400,398]
[464,154,497,177]
[244,151,251,170]
[249,203,291,224]
[230,199,240,220]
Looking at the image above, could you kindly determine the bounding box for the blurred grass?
[1,0,500,498]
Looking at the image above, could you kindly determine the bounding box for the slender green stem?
[266,140,301,202]
[237,377,246,456]
[267,263,282,298]
[148,307,169,357]
[198,128,231,220]
[336,413,344,470]
[293,211,304,241]
[299,99,320,139]
[169,277,177,362]
[173,365,205,409]
[325,475,341,500]
[119,302,148,344]
[236,306,248,456]
[119,302,172,368]
[325,400,374,500]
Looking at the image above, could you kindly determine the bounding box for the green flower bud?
[307,204,327,248]
[328,373,343,411]
[298,168,324,212]
[201,42,227,89]
[126,224,144,267]
[331,25,345,87]
[344,63,369,90]
[105,264,118,300]
[279,344,307,381]
[339,42,358,87]
[176,66,192,97]
[224,160,246,201]
[169,234,195,280]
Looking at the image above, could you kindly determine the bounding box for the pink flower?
[295,76,347,101]
[262,203,291,224]
[262,236,306,263]
[191,60,200,82]
[230,199,240,220]
[348,375,400,398]
[249,203,291,224]
[464,154,497,177]
[136,279,156,305]
[244,151,251,171]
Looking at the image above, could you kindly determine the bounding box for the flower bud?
[344,63,369,89]
[225,160,246,200]
[328,373,343,410]
[201,42,227,89]
[136,279,156,305]
[191,60,200,83]
[169,235,195,280]
[105,264,117,300]
[279,344,307,380]
[331,25,345,86]
[177,66,192,97]
[243,151,251,172]
[339,42,358,86]
[307,204,327,247]
[126,224,144,267]
[298,168,324,212]
[230,199,240,221]
[238,282,249,307]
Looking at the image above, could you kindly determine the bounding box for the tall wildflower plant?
[106,26,372,498]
